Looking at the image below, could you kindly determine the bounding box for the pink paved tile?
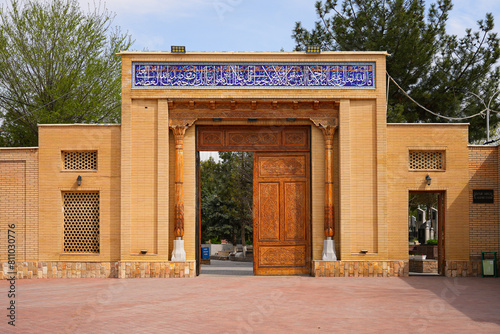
[1,276,500,333]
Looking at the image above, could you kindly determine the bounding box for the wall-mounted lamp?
[360,250,368,254]
[425,175,432,186]
[140,250,148,254]
[77,175,82,187]
[286,118,296,122]
[248,118,258,122]
[212,118,222,122]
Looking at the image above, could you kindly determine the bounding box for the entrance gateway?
[197,126,311,275]
[5,51,488,279]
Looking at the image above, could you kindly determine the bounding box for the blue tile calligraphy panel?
[132,63,375,89]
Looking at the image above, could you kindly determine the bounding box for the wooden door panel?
[284,182,306,241]
[197,126,310,152]
[258,156,306,178]
[258,182,280,241]
[226,130,281,148]
[259,245,307,267]
[254,152,310,275]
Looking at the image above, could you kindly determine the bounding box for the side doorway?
[408,191,445,275]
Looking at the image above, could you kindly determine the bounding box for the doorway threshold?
[200,259,253,276]
[409,272,440,276]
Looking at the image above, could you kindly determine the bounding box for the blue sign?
[133,62,375,89]
[201,247,210,259]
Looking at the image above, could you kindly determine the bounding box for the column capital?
[169,117,197,129]
[310,117,337,129]
[310,118,337,146]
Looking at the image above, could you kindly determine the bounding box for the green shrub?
[426,239,438,245]
[210,236,221,244]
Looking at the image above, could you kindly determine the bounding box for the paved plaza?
[1,261,500,333]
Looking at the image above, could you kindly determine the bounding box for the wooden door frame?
[408,190,446,275]
[437,192,445,275]
[196,125,311,276]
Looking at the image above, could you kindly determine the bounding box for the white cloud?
[78,0,211,17]
[448,0,500,37]
[447,16,477,36]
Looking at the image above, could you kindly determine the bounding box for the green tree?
[0,0,133,147]
[200,152,253,253]
[293,0,500,142]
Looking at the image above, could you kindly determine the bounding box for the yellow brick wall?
[0,149,38,261]
[122,98,170,261]
[387,124,470,261]
[131,99,158,254]
[349,100,378,253]
[38,125,121,261]
[468,146,499,258]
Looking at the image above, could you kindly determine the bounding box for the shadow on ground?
[400,276,500,330]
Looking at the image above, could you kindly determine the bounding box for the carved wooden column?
[170,118,196,262]
[312,118,338,261]
[172,126,186,238]
[323,125,336,239]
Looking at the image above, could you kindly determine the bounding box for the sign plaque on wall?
[473,189,494,204]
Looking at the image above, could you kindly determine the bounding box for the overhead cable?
[386,73,487,121]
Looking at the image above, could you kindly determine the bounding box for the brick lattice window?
[63,192,100,253]
[409,151,444,170]
[63,151,97,170]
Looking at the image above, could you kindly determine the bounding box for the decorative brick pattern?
[63,151,97,170]
[63,192,100,253]
[313,261,408,277]
[0,261,195,279]
[445,260,484,277]
[409,151,444,170]
[118,261,195,278]
[1,261,117,279]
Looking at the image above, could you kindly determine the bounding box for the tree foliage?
[293,0,500,142]
[200,152,253,245]
[0,0,133,146]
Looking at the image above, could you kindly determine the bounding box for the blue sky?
[0,0,497,51]
[94,0,499,52]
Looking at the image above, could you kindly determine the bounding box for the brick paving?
[1,270,500,333]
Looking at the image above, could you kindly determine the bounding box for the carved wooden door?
[253,152,311,275]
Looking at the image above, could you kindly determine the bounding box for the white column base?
[171,238,186,262]
[322,238,337,261]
